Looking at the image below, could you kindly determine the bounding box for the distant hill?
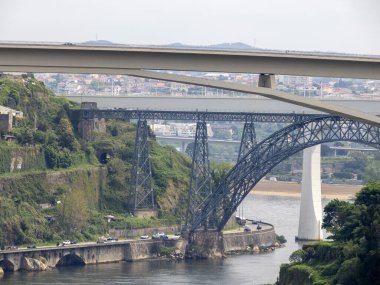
[80,40,260,51]
[81,40,119,46]
[162,42,259,51]
[79,40,378,57]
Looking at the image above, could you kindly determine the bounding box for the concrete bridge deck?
[66,95,380,115]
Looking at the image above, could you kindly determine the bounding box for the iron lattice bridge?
[189,116,380,232]
[75,109,322,123]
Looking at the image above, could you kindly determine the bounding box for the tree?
[57,117,79,151]
[322,182,380,284]
[210,161,233,189]
[44,144,72,169]
[14,127,34,145]
[289,249,307,263]
[363,161,380,182]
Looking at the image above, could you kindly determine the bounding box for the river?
[2,194,331,285]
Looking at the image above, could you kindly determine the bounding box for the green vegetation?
[159,245,177,256]
[278,182,380,285]
[0,75,204,246]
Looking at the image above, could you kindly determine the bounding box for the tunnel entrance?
[56,254,85,267]
[0,259,15,272]
[99,152,110,164]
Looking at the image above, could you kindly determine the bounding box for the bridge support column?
[297,145,323,241]
[181,141,189,153]
[130,120,156,217]
[77,102,97,141]
[77,102,106,141]
[258,74,276,89]
[238,121,257,161]
[185,121,214,231]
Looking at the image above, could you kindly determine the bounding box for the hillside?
[0,74,193,245]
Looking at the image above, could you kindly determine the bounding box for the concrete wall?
[186,231,224,259]
[110,225,180,238]
[124,240,160,261]
[0,238,188,271]
[1,228,277,271]
[133,209,158,219]
[0,113,12,132]
[223,229,276,253]
[77,118,106,141]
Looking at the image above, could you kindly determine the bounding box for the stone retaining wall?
[223,228,276,253]
[109,225,180,238]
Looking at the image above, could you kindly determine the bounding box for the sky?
[1,0,380,55]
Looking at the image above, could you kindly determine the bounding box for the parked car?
[106,237,118,242]
[152,232,166,240]
[27,245,37,249]
[70,240,78,245]
[244,226,251,232]
[236,216,247,226]
[62,240,71,245]
[140,235,149,240]
[3,246,18,250]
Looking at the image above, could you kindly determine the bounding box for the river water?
[2,194,330,285]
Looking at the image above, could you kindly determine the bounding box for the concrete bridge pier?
[297,145,323,241]
[258,74,276,88]
[181,141,189,153]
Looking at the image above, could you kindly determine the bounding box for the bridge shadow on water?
[56,254,85,267]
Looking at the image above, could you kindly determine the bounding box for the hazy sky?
[1,0,379,55]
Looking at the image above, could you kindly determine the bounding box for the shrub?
[276,234,287,244]
[289,249,307,263]
[279,264,317,285]
[336,257,360,285]
[159,245,176,256]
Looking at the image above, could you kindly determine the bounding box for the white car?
[62,240,71,245]
[140,235,149,240]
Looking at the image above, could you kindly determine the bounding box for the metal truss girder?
[130,120,155,209]
[190,116,380,232]
[77,109,322,123]
[238,121,257,161]
[185,121,214,230]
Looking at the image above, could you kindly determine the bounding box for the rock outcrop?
[20,257,48,271]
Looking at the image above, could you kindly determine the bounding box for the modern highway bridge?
[2,43,380,240]
[1,43,380,126]
[66,95,380,115]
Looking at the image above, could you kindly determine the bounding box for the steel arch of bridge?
[190,115,380,232]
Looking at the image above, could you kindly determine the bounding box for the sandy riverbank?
[251,181,362,200]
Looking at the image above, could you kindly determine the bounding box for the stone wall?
[186,231,224,259]
[77,118,106,141]
[133,209,158,219]
[223,228,276,253]
[124,240,161,261]
[0,229,277,272]
[109,225,180,238]
[0,113,12,132]
[0,146,46,173]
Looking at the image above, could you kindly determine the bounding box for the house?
[0,105,23,133]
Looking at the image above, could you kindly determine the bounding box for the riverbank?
[252,181,361,200]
